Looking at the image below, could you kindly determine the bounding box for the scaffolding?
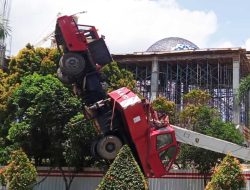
[114,48,250,124]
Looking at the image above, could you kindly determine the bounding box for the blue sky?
[6,0,250,55]
[177,0,250,48]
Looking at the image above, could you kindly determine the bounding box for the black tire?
[57,68,71,84]
[91,140,99,158]
[59,52,85,76]
[96,135,123,160]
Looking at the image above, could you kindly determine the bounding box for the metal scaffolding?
[122,62,152,99]
[114,48,250,124]
[157,59,233,121]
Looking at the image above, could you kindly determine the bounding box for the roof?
[146,37,199,52]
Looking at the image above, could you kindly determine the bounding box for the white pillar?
[150,57,159,101]
[232,55,241,125]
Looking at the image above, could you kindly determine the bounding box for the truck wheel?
[59,52,85,76]
[57,68,71,84]
[91,140,98,158]
[97,135,122,160]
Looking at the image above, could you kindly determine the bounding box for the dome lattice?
[146,37,199,52]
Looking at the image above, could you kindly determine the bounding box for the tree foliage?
[205,154,245,190]
[0,69,19,116]
[177,89,244,179]
[7,74,81,166]
[180,89,212,130]
[0,45,108,189]
[152,96,177,124]
[8,44,60,78]
[2,149,37,190]
[101,61,136,92]
[177,114,244,174]
[0,46,60,165]
[63,113,97,168]
[238,74,250,102]
[183,89,211,106]
[97,145,149,190]
[0,45,60,118]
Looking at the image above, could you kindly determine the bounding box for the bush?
[97,145,148,190]
[3,149,37,190]
[205,154,245,190]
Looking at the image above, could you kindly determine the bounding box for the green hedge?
[3,149,37,190]
[97,145,149,190]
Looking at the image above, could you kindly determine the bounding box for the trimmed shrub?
[3,149,37,190]
[97,145,149,190]
[205,154,245,190]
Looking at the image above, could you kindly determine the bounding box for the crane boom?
[173,125,250,161]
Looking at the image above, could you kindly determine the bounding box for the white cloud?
[9,0,218,55]
[244,38,250,50]
[216,41,234,48]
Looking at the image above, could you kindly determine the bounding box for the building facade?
[112,37,250,125]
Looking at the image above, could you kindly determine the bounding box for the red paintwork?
[56,15,99,51]
[108,87,179,177]
[149,126,179,177]
[56,14,179,178]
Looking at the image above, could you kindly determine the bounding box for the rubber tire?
[91,140,98,158]
[57,68,71,84]
[59,52,85,76]
[96,135,122,160]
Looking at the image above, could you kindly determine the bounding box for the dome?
[146,37,199,52]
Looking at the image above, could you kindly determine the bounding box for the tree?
[7,74,81,166]
[3,149,37,190]
[63,113,97,168]
[205,154,245,190]
[0,46,61,165]
[8,44,60,79]
[97,145,149,190]
[152,96,177,124]
[101,61,136,92]
[178,109,244,185]
[0,45,105,190]
[61,113,97,190]
[0,71,19,115]
[238,74,250,102]
[0,45,60,119]
[3,73,88,190]
[183,89,211,106]
[177,89,244,186]
[180,89,212,130]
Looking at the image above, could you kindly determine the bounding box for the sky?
[5,0,250,56]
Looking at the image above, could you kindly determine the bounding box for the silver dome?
[146,37,199,52]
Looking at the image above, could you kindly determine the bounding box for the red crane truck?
[55,15,250,178]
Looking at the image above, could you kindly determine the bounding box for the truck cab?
[108,87,179,177]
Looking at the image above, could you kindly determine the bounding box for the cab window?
[157,134,173,150]
[159,146,177,166]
